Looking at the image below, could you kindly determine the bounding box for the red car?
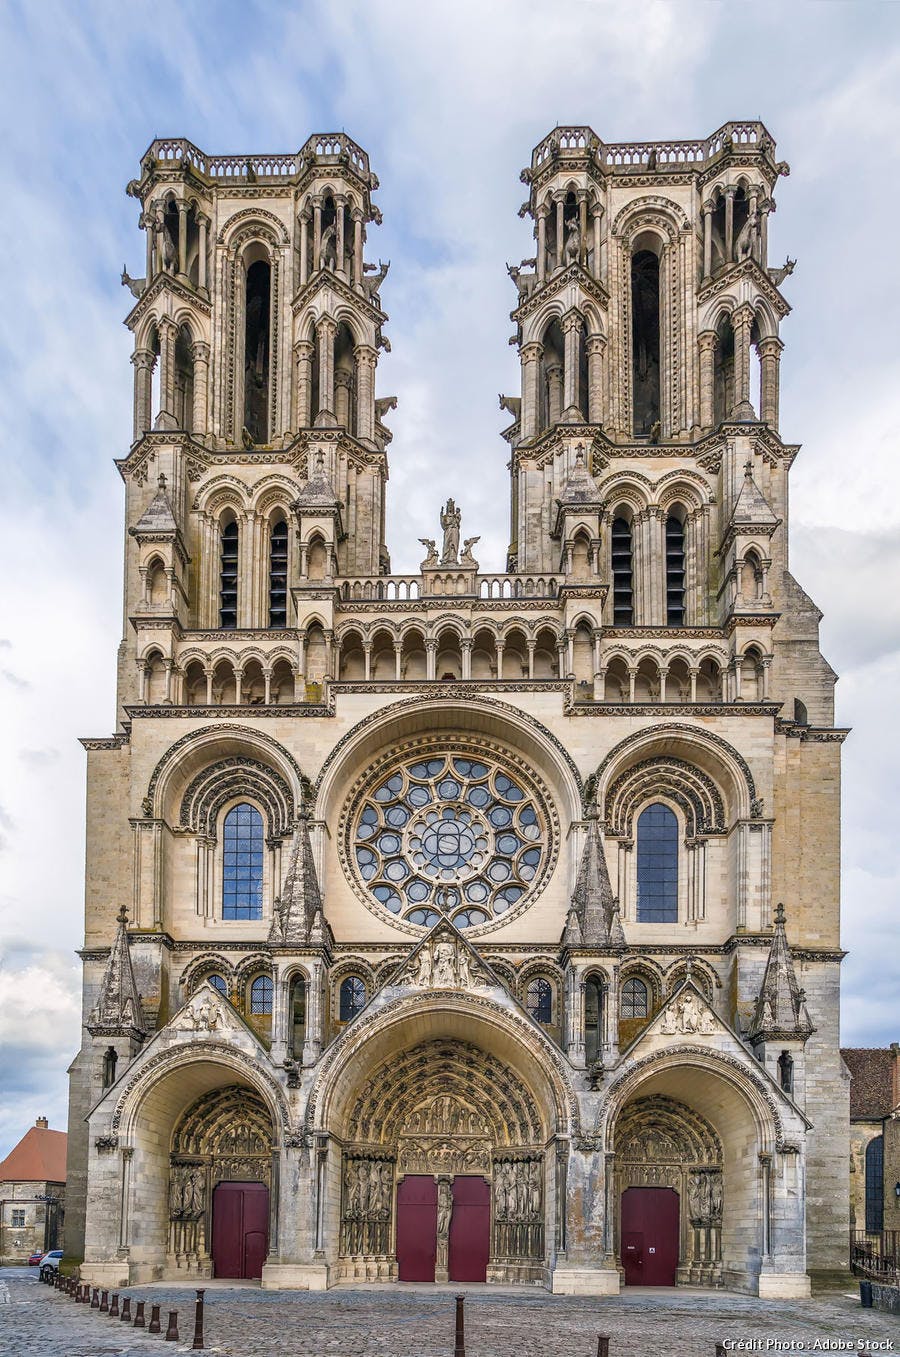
[27,1251,44,1266]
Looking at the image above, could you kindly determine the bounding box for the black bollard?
[717,1346,727,1357]
[91,1287,100,1308]
[100,1288,109,1312]
[133,1299,146,1328]
[148,1302,162,1333]
[110,1292,120,1317]
[165,1309,179,1341]
[598,1338,610,1357]
[192,1287,206,1350]
[454,1294,466,1357]
[121,1296,132,1321]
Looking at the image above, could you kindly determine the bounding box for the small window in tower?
[102,1046,118,1088]
[584,975,603,1065]
[339,976,366,1022]
[269,519,288,628]
[222,803,264,920]
[250,974,273,1015]
[778,1049,794,1094]
[636,803,678,922]
[665,515,686,626]
[220,520,239,629]
[526,977,553,1025]
[621,977,649,1019]
[611,517,634,626]
[290,976,307,1059]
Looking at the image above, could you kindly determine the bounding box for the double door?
[211,1181,269,1279]
[621,1186,679,1286]
[396,1175,490,1282]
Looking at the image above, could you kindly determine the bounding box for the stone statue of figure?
[563,217,581,266]
[412,946,432,988]
[432,939,457,988]
[153,203,176,275]
[456,946,472,989]
[418,537,439,568]
[319,222,336,271]
[688,1171,706,1221]
[440,499,461,564]
[735,206,760,263]
[679,993,700,1033]
[460,537,480,568]
[437,1180,453,1237]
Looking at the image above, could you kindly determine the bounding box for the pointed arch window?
[526,977,553,1025]
[222,803,264,920]
[584,975,603,1065]
[621,976,649,1019]
[339,976,366,1022]
[220,520,239,629]
[249,974,273,1015]
[269,518,288,627]
[611,517,634,625]
[636,803,678,922]
[865,1135,884,1235]
[631,247,661,435]
[665,514,686,626]
[207,973,227,997]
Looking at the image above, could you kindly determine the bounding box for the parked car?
[27,1251,44,1266]
[38,1250,63,1280]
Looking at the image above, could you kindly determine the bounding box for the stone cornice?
[774,719,850,743]
[723,613,780,634]
[80,734,130,751]
[567,701,780,718]
[124,702,333,719]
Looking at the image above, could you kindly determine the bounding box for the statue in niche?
[440,499,461,564]
[319,222,337,272]
[679,993,701,1033]
[735,205,761,263]
[151,203,177,275]
[563,217,581,266]
[432,939,457,988]
[418,538,439,568]
[437,1179,453,1237]
[456,947,472,989]
[412,946,433,988]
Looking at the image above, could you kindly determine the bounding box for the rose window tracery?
[349,751,551,930]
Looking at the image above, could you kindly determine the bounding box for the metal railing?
[850,1229,900,1283]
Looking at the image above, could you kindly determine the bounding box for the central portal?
[396,1174,490,1282]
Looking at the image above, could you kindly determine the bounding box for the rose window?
[350,752,549,930]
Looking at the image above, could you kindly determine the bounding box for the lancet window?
[584,975,603,1065]
[339,976,366,1022]
[526,977,553,1025]
[631,246,661,435]
[222,803,264,920]
[611,516,634,625]
[865,1136,884,1235]
[621,977,649,1019]
[250,974,273,1015]
[244,257,271,443]
[636,803,679,922]
[269,518,288,627]
[665,514,686,626]
[219,519,239,629]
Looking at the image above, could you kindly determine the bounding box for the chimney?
[35,1116,48,1130]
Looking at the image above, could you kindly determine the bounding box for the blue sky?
[0,0,899,1155]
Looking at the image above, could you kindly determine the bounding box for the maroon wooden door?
[211,1182,269,1279]
[620,1187,679,1286]
[396,1175,438,1281]
[448,1175,490,1283]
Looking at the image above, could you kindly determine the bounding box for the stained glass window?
[207,974,227,996]
[866,1136,884,1235]
[222,803,264,920]
[339,976,366,1021]
[636,803,678,922]
[250,974,273,1015]
[351,752,547,928]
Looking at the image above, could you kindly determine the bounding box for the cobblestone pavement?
[1,1268,897,1357]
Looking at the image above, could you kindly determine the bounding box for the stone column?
[526,639,535,679]
[177,201,189,280]
[334,196,347,276]
[158,318,177,421]
[562,311,583,417]
[759,203,770,268]
[546,361,563,427]
[294,340,314,427]
[577,192,589,266]
[724,186,736,263]
[536,204,549,282]
[315,315,336,421]
[461,638,473,680]
[303,960,324,1063]
[520,342,543,439]
[495,641,505,680]
[299,210,310,287]
[144,210,154,281]
[698,330,717,428]
[351,209,364,288]
[335,369,353,429]
[425,639,437,681]
[586,334,606,424]
[555,197,564,271]
[354,345,377,445]
[731,305,755,418]
[197,215,208,294]
[758,336,783,429]
[592,204,604,281]
[191,341,210,436]
[131,349,155,439]
[312,196,323,272]
[701,202,713,280]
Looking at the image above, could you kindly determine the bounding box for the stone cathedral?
[68,122,849,1297]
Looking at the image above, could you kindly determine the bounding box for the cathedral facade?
[68,123,848,1297]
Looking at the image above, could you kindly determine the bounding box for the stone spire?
[559,446,601,506]
[268,812,326,946]
[565,813,626,947]
[132,472,178,534]
[749,903,813,1042]
[729,460,779,533]
[294,451,340,509]
[87,905,146,1036]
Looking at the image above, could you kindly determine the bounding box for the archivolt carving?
[604,756,726,837]
[145,724,306,815]
[594,724,757,810]
[612,195,691,238]
[179,756,294,838]
[111,1042,290,1136]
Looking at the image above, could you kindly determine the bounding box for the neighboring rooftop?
[0,1118,67,1183]
[842,1047,899,1119]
